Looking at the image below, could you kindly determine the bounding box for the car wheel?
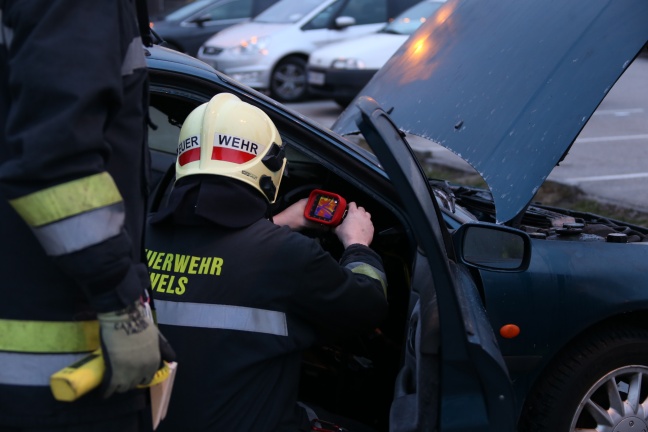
[519,326,648,432]
[270,56,308,102]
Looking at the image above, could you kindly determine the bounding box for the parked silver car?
[308,0,446,106]
[197,0,418,101]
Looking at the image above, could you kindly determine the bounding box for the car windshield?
[253,0,324,23]
[382,0,445,35]
[165,0,215,21]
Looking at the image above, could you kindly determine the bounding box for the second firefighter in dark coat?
[147,93,388,431]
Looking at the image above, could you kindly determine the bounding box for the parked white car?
[307,0,446,106]
[196,0,418,101]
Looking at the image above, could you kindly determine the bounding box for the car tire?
[270,56,308,102]
[519,326,648,432]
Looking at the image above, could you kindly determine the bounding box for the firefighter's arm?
[296,241,388,340]
[273,198,309,229]
[273,198,330,231]
[333,202,387,299]
[7,172,175,397]
[7,172,142,310]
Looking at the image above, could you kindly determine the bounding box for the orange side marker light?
[500,324,520,339]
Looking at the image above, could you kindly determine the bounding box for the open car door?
[354,96,519,431]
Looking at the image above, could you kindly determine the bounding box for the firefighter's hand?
[273,198,308,229]
[98,301,165,398]
[274,198,328,231]
[335,202,374,248]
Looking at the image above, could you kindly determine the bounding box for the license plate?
[308,71,325,86]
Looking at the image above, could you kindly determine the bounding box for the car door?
[354,96,517,431]
[180,0,257,54]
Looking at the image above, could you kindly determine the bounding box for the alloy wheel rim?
[273,63,305,100]
[570,365,648,432]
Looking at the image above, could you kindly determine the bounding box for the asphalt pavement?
[287,53,648,214]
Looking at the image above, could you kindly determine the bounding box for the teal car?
[146,0,648,430]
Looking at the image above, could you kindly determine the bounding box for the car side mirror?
[335,16,356,29]
[452,222,531,272]
[190,14,211,27]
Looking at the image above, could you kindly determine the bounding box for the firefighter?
[0,1,173,430]
[146,92,389,431]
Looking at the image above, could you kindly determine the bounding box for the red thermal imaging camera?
[304,189,347,227]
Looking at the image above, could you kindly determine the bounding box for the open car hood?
[333,0,648,224]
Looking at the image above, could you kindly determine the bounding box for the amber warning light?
[500,324,521,339]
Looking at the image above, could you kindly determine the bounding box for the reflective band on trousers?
[0,352,88,386]
[0,319,100,353]
[155,300,288,336]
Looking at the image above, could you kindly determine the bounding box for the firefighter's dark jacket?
[146,176,389,431]
[0,0,150,426]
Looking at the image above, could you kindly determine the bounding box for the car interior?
[148,90,420,430]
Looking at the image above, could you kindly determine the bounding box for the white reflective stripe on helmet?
[155,300,288,336]
[0,352,88,386]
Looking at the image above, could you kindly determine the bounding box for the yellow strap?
[0,319,100,353]
[9,172,123,227]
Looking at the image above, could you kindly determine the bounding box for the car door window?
[203,0,253,21]
[149,107,181,155]
[339,0,387,24]
[254,0,323,24]
[303,1,343,30]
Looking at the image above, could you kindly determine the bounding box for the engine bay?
[431,180,648,244]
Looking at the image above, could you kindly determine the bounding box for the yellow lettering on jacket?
[144,249,223,275]
[160,274,172,292]
[162,253,174,271]
[150,272,161,289]
[149,272,188,295]
[146,249,156,263]
[175,277,187,295]
[210,258,223,275]
[153,252,164,270]
[188,256,200,274]
[145,249,224,297]
[198,257,211,274]
[174,254,190,273]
